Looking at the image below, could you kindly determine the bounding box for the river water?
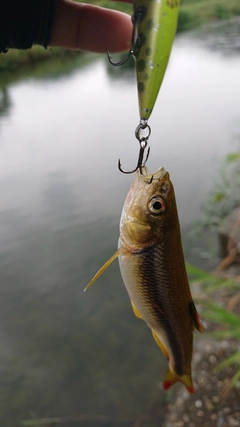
[0,19,240,427]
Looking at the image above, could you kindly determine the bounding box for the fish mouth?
[153,167,167,180]
[125,214,146,227]
[137,166,167,181]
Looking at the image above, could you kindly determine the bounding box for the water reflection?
[0,21,240,426]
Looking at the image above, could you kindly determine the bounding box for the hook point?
[107,49,133,66]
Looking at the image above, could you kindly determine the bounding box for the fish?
[132,0,180,120]
[85,166,204,393]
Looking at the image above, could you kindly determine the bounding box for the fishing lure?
[110,0,179,174]
[109,0,180,121]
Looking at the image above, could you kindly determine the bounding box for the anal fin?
[152,330,169,359]
[131,301,142,319]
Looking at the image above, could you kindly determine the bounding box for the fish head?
[120,166,178,251]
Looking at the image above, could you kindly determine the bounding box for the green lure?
[133,0,179,120]
[108,0,179,173]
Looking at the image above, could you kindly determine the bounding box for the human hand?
[49,0,133,53]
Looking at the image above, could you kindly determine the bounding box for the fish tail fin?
[163,366,194,394]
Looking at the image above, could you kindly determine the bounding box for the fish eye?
[148,196,166,215]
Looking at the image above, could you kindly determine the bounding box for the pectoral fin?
[152,330,169,359]
[163,365,195,394]
[131,301,142,319]
[84,248,123,292]
[189,302,204,333]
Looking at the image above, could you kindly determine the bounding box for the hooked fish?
[85,166,204,393]
[132,0,179,120]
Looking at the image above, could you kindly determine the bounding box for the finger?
[49,0,133,53]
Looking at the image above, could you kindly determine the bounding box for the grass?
[187,262,240,391]
[184,143,240,391]
[178,0,240,31]
[0,49,98,88]
[201,146,240,230]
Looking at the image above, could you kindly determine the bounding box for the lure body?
[132,0,179,120]
[85,166,204,393]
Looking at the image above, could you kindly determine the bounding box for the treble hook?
[107,12,137,66]
[107,48,134,66]
[118,141,150,175]
[118,121,151,174]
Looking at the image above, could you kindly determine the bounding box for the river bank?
[163,267,240,427]
[178,0,240,32]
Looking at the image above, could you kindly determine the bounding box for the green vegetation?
[187,262,240,391]
[0,45,54,72]
[178,0,240,32]
[202,147,240,229]
[186,144,240,392]
[0,48,98,88]
[0,46,91,75]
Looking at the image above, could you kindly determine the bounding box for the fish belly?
[118,251,159,329]
[118,246,193,379]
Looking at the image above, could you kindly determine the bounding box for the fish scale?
[119,242,194,377]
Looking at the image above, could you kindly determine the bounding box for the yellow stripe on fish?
[85,166,204,393]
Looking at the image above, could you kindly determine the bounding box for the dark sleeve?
[0,0,55,53]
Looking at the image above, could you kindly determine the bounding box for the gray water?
[1,19,240,427]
